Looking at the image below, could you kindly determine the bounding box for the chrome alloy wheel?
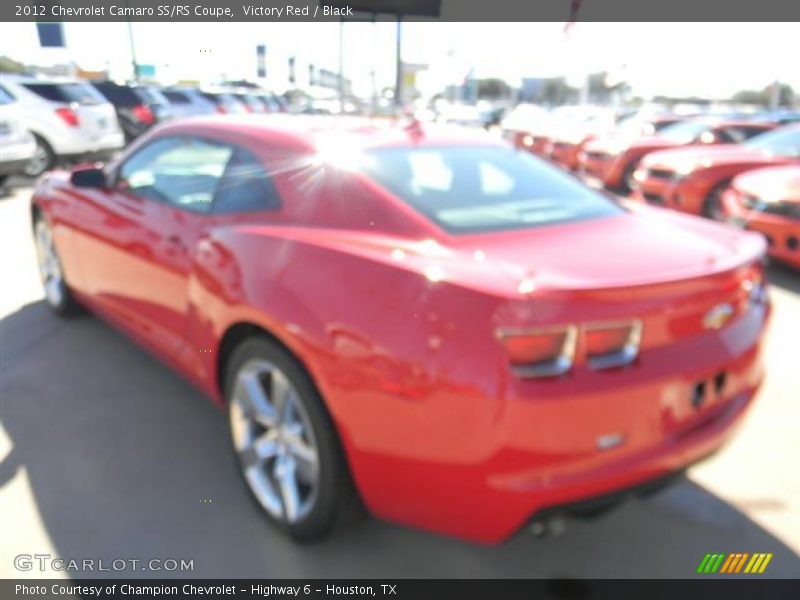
[25,140,51,177]
[34,219,65,307]
[229,359,320,524]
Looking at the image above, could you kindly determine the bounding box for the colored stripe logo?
[696,553,773,574]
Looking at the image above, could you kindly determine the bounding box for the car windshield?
[0,85,14,105]
[23,82,105,105]
[744,127,800,158]
[360,145,623,234]
[657,120,712,144]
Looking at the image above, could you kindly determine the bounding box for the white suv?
[0,85,35,186]
[0,74,124,176]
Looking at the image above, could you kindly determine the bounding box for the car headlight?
[672,162,696,178]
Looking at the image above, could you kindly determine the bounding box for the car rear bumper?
[348,303,770,543]
[632,176,675,206]
[60,148,121,164]
[549,142,581,169]
[578,153,616,187]
[51,129,125,157]
[0,135,36,164]
[0,158,31,176]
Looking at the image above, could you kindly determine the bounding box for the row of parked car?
[504,106,800,269]
[0,73,287,183]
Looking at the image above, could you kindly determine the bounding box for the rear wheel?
[33,216,80,316]
[225,336,360,541]
[702,181,729,220]
[24,135,56,177]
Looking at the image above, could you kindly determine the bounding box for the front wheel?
[702,181,729,220]
[225,337,360,541]
[33,216,80,316]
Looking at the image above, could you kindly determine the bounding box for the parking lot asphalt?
[1,179,799,579]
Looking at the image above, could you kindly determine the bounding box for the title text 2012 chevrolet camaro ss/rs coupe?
[31,116,771,543]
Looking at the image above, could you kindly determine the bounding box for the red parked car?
[579,118,774,193]
[31,116,771,543]
[632,124,800,218]
[576,114,686,191]
[544,112,617,171]
[722,165,800,269]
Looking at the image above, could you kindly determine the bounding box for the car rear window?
[360,146,623,234]
[92,82,144,107]
[723,126,773,143]
[163,90,190,104]
[200,92,226,105]
[657,120,713,144]
[23,82,105,105]
[135,86,169,105]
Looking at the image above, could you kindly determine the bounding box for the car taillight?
[55,107,79,127]
[584,320,642,370]
[216,105,227,114]
[132,104,155,125]
[496,325,577,378]
[742,265,769,307]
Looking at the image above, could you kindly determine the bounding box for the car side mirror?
[70,165,107,188]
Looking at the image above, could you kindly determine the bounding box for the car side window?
[213,147,282,213]
[715,128,736,143]
[0,85,15,104]
[117,136,233,213]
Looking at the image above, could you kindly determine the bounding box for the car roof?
[711,119,775,129]
[0,73,83,85]
[158,115,506,152]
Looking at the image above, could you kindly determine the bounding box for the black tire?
[24,134,56,177]
[224,336,362,541]
[702,181,729,220]
[32,214,81,317]
[617,160,640,194]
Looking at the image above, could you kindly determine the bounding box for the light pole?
[125,1,138,81]
[394,16,403,110]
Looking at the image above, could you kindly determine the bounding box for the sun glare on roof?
[314,141,376,172]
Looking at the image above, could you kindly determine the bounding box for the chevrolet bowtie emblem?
[703,303,734,330]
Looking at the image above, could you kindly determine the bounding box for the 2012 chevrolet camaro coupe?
[722,165,800,269]
[31,116,771,543]
[632,125,800,219]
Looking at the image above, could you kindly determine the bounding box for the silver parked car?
[0,74,124,176]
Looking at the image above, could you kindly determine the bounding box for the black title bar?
[4,579,800,600]
[4,0,800,22]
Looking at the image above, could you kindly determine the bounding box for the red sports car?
[576,114,687,190]
[31,116,771,543]
[510,106,613,160]
[722,165,800,269]
[550,113,682,172]
[632,124,800,218]
[579,118,774,193]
